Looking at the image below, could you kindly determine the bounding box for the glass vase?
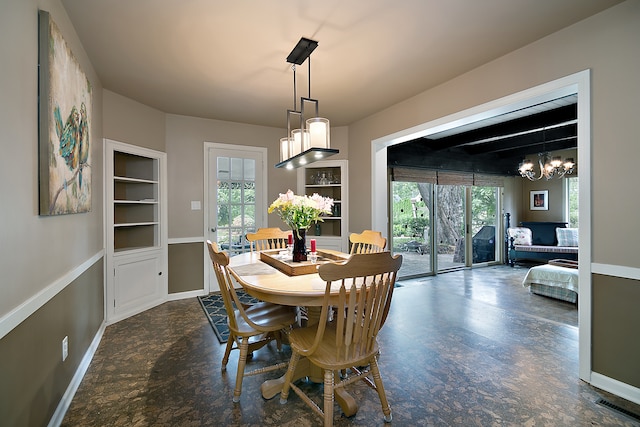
[292,228,308,262]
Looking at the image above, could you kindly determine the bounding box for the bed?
[522,261,578,303]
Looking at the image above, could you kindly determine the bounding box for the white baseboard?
[167,289,208,301]
[591,372,640,406]
[47,321,106,427]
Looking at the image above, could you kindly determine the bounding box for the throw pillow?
[508,227,532,246]
[556,228,579,247]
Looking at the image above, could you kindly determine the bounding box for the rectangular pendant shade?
[307,117,329,148]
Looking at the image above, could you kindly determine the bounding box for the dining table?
[227,248,360,417]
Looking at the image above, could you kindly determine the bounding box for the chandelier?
[518,127,575,180]
[518,152,575,180]
[275,37,338,169]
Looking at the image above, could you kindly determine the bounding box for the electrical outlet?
[62,336,68,361]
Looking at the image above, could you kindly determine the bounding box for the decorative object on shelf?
[268,190,333,262]
[530,190,549,211]
[276,37,338,169]
[518,127,575,180]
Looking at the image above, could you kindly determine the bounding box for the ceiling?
[388,94,578,176]
[61,0,621,129]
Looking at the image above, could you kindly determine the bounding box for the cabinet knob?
[158,272,162,276]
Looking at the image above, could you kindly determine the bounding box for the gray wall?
[0,0,104,425]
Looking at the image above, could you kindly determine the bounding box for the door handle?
[211,227,217,232]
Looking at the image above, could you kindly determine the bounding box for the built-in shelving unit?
[105,139,167,324]
[298,160,348,252]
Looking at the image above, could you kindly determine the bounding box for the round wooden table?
[228,250,359,417]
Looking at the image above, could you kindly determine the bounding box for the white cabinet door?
[109,251,164,323]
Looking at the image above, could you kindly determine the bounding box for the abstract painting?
[38,10,92,215]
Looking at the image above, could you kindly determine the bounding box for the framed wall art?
[530,190,548,211]
[38,10,92,215]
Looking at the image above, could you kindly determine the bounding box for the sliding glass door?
[390,169,502,279]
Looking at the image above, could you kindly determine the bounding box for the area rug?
[197,290,258,344]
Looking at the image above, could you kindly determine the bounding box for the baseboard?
[167,289,208,301]
[591,372,640,406]
[47,321,106,427]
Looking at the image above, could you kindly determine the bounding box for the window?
[566,177,578,228]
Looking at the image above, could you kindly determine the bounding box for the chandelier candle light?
[268,190,333,262]
[276,37,338,169]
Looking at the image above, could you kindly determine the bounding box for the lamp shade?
[306,117,330,149]
[280,137,291,162]
[291,129,309,154]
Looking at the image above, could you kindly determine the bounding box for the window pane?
[568,177,579,227]
[391,181,432,277]
[230,157,243,180]
[244,182,256,204]
[244,159,255,180]
[471,186,498,264]
[230,181,242,203]
[217,157,229,180]
[436,185,465,271]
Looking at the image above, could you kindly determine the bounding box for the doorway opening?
[372,70,592,382]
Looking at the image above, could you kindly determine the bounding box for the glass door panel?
[436,185,465,271]
[390,181,433,278]
[471,186,499,265]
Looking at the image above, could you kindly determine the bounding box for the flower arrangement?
[268,190,333,234]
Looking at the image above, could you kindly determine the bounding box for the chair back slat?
[246,227,289,252]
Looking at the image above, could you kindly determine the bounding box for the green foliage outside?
[568,177,579,227]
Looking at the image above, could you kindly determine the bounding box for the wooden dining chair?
[206,241,298,402]
[349,229,387,254]
[279,251,403,426]
[246,227,290,252]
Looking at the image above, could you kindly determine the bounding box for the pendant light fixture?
[518,127,576,180]
[276,37,338,169]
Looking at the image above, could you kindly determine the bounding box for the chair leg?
[233,337,250,403]
[323,369,334,427]
[279,351,301,404]
[221,334,234,370]
[369,357,392,423]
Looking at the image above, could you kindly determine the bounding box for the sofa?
[506,220,578,266]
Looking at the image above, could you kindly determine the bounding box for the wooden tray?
[260,249,349,276]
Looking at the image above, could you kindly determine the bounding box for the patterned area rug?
[197,290,258,344]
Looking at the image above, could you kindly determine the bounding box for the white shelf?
[114,176,158,184]
[114,221,159,227]
[114,199,157,203]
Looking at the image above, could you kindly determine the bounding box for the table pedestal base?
[260,357,358,417]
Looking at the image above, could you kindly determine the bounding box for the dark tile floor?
[61,265,640,426]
